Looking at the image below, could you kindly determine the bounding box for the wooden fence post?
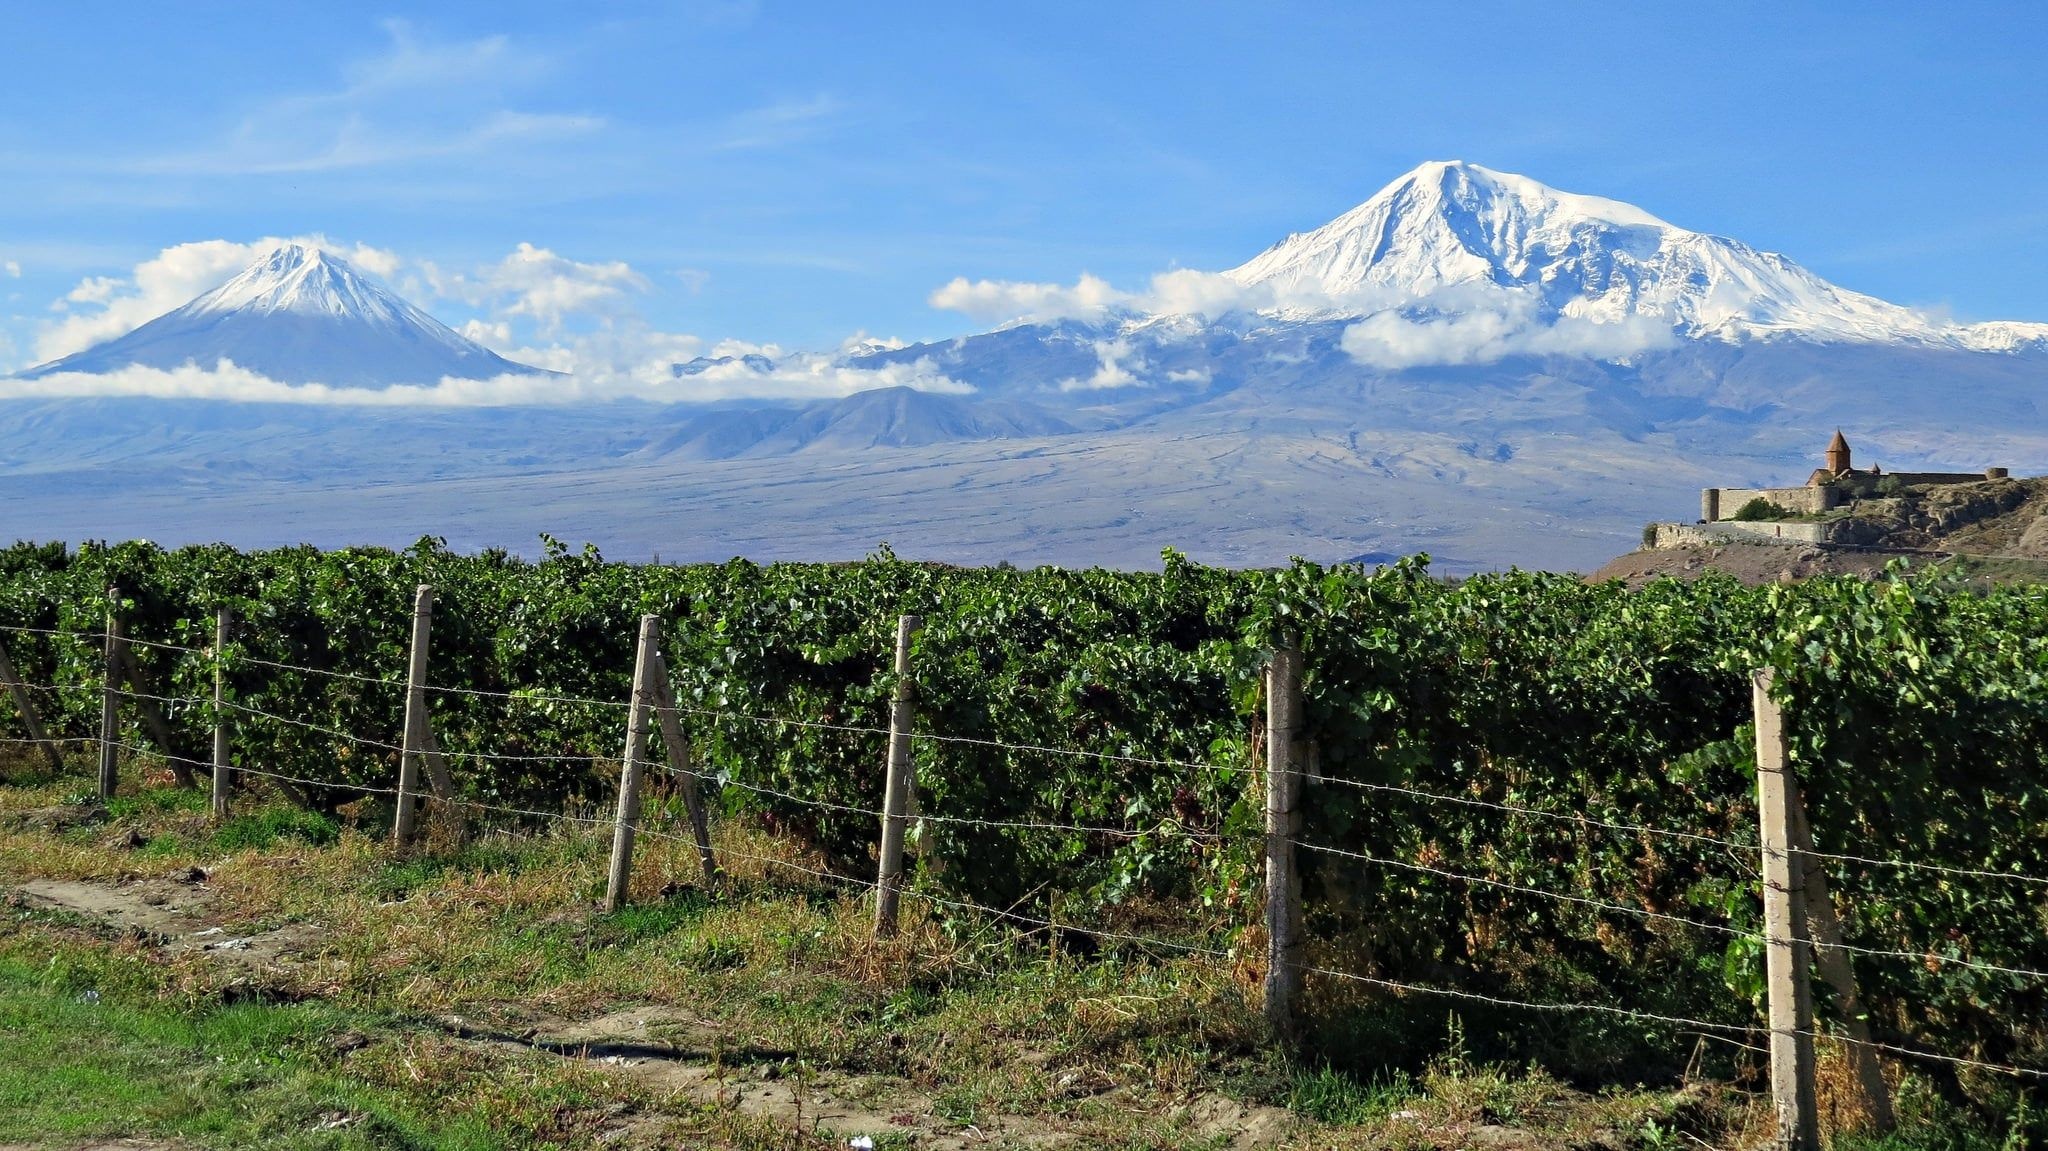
[874,614,922,939]
[392,585,435,850]
[1265,640,1306,1040]
[211,607,231,822]
[605,614,662,912]
[99,587,123,800]
[650,651,719,885]
[1754,668,1820,1151]
[0,636,64,774]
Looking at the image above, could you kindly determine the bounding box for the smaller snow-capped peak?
[18,242,553,386]
[1221,160,2043,352]
[188,244,418,327]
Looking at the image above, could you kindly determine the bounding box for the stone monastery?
[1699,432,2008,525]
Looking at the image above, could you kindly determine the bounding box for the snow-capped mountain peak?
[1228,159,1678,298]
[187,243,413,323]
[1223,160,2048,351]
[18,244,554,387]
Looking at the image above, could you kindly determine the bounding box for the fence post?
[605,614,662,912]
[874,613,922,939]
[211,607,231,822]
[99,587,123,800]
[392,585,435,850]
[0,636,64,774]
[113,644,198,789]
[1264,639,1305,1040]
[1754,668,1820,1151]
[1792,803,1895,1134]
[650,651,720,886]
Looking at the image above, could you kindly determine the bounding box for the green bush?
[1729,496,1792,521]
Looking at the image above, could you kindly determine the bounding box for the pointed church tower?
[1825,430,1851,475]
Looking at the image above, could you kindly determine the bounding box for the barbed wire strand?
[70,738,2048,1079]
[692,766,1241,844]
[48,673,2048,896]
[1294,839,1763,942]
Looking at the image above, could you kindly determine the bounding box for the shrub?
[1730,496,1791,521]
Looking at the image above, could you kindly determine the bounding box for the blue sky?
[2,1,2045,377]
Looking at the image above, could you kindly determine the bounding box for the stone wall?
[1703,486,1840,521]
[1651,521,1861,548]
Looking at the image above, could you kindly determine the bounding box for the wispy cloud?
[710,94,843,151]
[132,20,603,177]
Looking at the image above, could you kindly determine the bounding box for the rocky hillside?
[1591,477,2048,586]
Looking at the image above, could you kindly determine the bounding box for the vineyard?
[2,537,2046,1145]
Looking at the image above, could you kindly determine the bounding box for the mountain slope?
[1224,160,2048,350]
[19,244,551,387]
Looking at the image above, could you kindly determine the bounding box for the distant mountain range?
[3,161,2043,570]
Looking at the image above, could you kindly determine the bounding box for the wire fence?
[2,615,2045,1088]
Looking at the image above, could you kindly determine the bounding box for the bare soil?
[1587,541,1903,588]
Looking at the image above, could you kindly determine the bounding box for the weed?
[1287,1064,1414,1125]
[213,806,341,851]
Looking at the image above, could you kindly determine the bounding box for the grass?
[0,749,2036,1149]
[0,955,499,1149]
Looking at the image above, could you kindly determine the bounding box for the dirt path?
[444,1004,1291,1148]
[10,876,324,973]
[7,876,1297,1150]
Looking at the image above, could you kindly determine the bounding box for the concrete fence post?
[1754,668,1820,1151]
[99,587,123,800]
[211,607,231,821]
[1264,639,1306,1040]
[874,614,922,939]
[392,585,435,850]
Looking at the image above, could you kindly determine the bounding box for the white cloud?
[32,235,403,363]
[458,319,514,347]
[2,260,19,279]
[660,352,973,402]
[928,263,1675,371]
[928,266,1416,327]
[1339,289,1676,369]
[928,273,1130,326]
[65,277,122,305]
[1059,338,1147,392]
[838,331,906,353]
[0,350,970,407]
[430,243,649,335]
